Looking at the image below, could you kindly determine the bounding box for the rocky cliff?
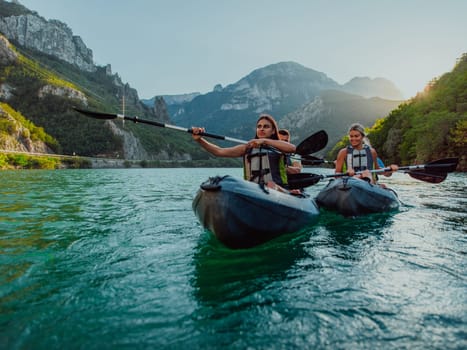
[280,90,403,155]
[0,103,54,153]
[0,6,95,72]
[0,1,180,161]
[158,61,404,144]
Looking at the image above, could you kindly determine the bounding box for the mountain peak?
[241,61,337,84]
[0,2,95,72]
[342,76,404,100]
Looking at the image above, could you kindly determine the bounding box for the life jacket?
[345,144,377,182]
[243,147,288,186]
[345,144,374,172]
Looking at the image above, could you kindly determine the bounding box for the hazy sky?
[18,0,467,99]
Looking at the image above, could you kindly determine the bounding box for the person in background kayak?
[278,129,302,175]
[335,123,398,184]
[192,114,297,193]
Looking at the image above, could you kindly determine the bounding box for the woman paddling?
[192,114,297,193]
[335,123,398,184]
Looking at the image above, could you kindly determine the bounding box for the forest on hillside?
[328,53,466,171]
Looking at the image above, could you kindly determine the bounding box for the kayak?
[315,177,400,217]
[192,175,320,249]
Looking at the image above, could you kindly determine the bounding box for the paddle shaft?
[288,157,458,188]
[111,113,247,144]
[73,108,328,155]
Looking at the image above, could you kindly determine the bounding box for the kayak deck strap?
[200,175,228,191]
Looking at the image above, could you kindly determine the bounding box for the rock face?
[162,61,404,143]
[153,96,170,123]
[280,90,403,155]
[0,104,54,153]
[166,61,341,140]
[0,33,17,64]
[0,33,88,104]
[105,120,150,160]
[38,84,87,103]
[0,13,95,72]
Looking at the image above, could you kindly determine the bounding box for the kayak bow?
[316,177,400,217]
[192,175,320,249]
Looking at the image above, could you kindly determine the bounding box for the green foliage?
[0,153,59,169]
[0,153,7,168]
[0,102,60,150]
[368,53,467,167]
[0,116,16,134]
[0,42,203,161]
[2,32,464,171]
[0,152,92,169]
[61,156,92,169]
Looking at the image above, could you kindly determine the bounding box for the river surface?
[1,168,466,349]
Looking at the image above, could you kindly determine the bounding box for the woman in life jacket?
[334,123,398,184]
[191,114,297,193]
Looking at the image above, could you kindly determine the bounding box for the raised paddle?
[301,155,386,166]
[295,130,328,155]
[73,107,247,144]
[287,157,459,189]
[73,107,328,156]
[300,154,334,166]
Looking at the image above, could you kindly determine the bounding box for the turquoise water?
[1,168,466,349]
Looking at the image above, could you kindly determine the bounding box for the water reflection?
[191,230,309,305]
[315,209,394,246]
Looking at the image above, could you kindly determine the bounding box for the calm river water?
[1,168,466,349]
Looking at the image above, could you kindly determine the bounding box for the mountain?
[141,92,200,107]
[341,77,404,100]
[9,0,454,173]
[0,1,94,72]
[280,90,403,156]
[366,53,466,171]
[148,61,404,145]
[0,0,207,164]
[0,100,55,154]
[150,62,340,140]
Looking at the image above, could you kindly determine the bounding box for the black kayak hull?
[316,177,400,217]
[192,175,320,249]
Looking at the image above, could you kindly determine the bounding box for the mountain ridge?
[144,61,404,146]
[2,0,461,172]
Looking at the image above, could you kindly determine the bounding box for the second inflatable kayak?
[316,177,400,217]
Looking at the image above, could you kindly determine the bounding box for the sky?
[17,0,467,100]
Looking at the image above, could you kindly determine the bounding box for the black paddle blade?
[295,130,328,155]
[300,154,335,165]
[301,155,322,161]
[73,107,117,120]
[287,173,322,189]
[301,155,324,165]
[425,157,459,173]
[301,159,325,166]
[408,170,447,183]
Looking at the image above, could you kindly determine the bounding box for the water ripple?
[0,169,465,349]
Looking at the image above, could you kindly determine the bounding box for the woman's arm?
[195,137,246,157]
[248,138,296,153]
[372,148,398,177]
[335,148,352,175]
[245,138,296,156]
[192,127,247,157]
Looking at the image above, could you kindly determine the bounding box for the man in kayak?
[192,114,297,193]
[335,123,398,184]
[278,129,302,175]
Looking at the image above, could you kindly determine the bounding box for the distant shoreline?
[0,150,242,169]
